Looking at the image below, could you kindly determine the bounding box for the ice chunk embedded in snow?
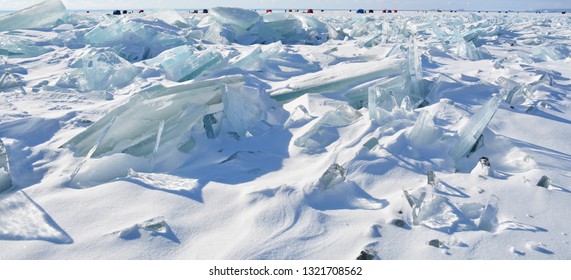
[536,175,551,188]
[145,46,221,82]
[0,139,13,193]
[450,93,504,161]
[318,163,346,190]
[271,57,405,103]
[284,105,314,129]
[478,195,500,232]
[294,105,361,153]
[64,75,244,157]
[408,111,440,147]
[223,84,272,137]
[0,37,51,58]
[84,17,187,61]
[0,0,66,32]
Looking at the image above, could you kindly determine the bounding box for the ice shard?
[456,40,488,61]
[229,41,284,70]
[0,139,12,193]
[294,105,362,153]
[450,93,504,161]
[0,37,52,58]
[210,7,261,30]
[478,195,500,232]
[403,189,427,226]
[223,84,272,137]
[408,111,439,147]
[536,175,551,188]
[318,163,346,190]
[145,46,222,82]
[284,105,314,129]
[76,51,140,91]
[0,0,66,32]
[0,72,21,90]
[64,75,245,158]
[368,86,398,124]
[70,116,117,180]
[271,57,405,103]
[84,17,186,61]
[531,46,565,62]
[363,137,379,150]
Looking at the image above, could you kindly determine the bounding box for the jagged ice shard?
[57,51,140,91]
[84,17,187,62]
[145,46,222,82]
[271,58,405,103]
[294,105,362,153]
[210,7,261,30]
[0,139,12,193]
[478,195,500,232]
[64,76,245,158]
[450,93,504,161]
[0,0,66,32]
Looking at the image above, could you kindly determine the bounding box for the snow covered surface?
[1,4,571,260]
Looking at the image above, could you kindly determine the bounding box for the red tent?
[307,9,314,13]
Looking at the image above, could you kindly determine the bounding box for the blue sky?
[0,0,569,11]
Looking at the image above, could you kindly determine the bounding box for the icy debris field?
[1,0,571,259]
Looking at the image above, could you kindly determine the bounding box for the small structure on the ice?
[0,139,13,193]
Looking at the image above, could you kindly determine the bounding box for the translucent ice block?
[408,111,439,147]
[79,51,141,91]
[0,139,12,193]
[223,84,270,136]
[0,37,52,58]
[0,0,66,32]
[0,72,21,89]
[318,163,346,190]
[450,93,504,161]
[65,76,245,157]
[294,105,362,153]
[84,18,186,61]
[368,86,399,124]
[210,7,261,30]
[271,57,405,103]
[148,47,222,82]
[531,46,565,62]
[478,195,500,232]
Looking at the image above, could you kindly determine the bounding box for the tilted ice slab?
[0,0,66,32]
[450,92,505,161]
[144,46,222,82]
[84,17,187,61]
[0,139,12,193]
[56,50,140,91]
[294,105,362,153]
[64,75,244,158]
[270,57,405,103]
[210,7,261,30]
[0,37,52,58]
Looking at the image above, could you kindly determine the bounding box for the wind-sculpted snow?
[1,3,571,259]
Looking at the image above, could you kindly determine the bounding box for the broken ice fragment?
[368,87,398,124]
[478,195,500,232]
[210,7,261,30]
[223,85,271,137]
[0,0,66,32]
[141,218,168,233]
[318,163,346,190]
[284,105,313,129]
[0,139,13,193]
[393,219,406,228]
[356,248,377,260]
[0,72,22,90]
[428,239,444,248]
[153,120,165,155]
[203,114,217,139]
[450,93,504,161]
[70,116,117,180]
[403,189,427,226]
[65,76,244,158]
[363,137,379,150]
[271,58,405,103]
[408,111,439,147]
[294,105,361,153]
[146,47,222,82]
[427,171,436,185]
[531,46,565,62]
[536,175,551,188]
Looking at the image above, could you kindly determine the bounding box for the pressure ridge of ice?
[1,1,571,260]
